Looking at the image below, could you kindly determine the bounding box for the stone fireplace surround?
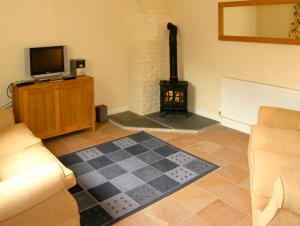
[127,0,171,115]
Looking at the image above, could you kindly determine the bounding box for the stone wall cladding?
[127,0,171,115]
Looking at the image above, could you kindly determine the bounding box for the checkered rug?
[59,132,218,226]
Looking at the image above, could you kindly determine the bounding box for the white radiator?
[221,77,300,133]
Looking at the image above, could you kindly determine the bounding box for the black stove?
[160,23,188,117]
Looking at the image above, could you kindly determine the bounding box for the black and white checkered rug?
[59,132,218,226]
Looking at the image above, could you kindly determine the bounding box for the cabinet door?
[21,87,60,138]
[58,82,93,132]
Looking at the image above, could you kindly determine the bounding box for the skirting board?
[188,108,251,134]
[221,117,251,134]
[108,106,129,116]
[188,108,221,122]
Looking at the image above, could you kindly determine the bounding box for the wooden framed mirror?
[219,0,300,45]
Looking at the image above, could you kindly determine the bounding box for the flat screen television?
[25,45,68,78]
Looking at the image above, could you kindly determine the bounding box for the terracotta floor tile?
[115,211,158,226]
[79,129,110,141]
[44,139,72,157]
[181,145,209,158]
[188,140,223,154]
[216,164,249,184]
[178,214,212,226]
[111,130,135,139]
[143,197,192,226]
[200,154,229,167]
[148,131,183,141]
[89,134,115,145]
[168,133,202,148]
[195,174,236,197]
[232,157,249,172]
[58,133,92,152]
[208,131,246,148]
[197,199,246,226]
[220,186,252,215]
[227,140,249,155]
[212,148,246,163]
[239,178,250,190]
[171,184,217,213]
[236,215,252,226]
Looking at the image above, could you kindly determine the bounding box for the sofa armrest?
[249,147,300,211]
[0,163,65,221]
[0,123,41,159]
[253,178,284,226]
[257,106,300,130]
[0,109,15,129]
[250,125,300,155]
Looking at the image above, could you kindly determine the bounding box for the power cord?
[6,83,13,98]
[0,102,12,109]
[0,83,13,109]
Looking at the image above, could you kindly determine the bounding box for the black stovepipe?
[167,23,178,83]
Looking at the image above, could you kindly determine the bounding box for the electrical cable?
[0,83,13,109]
[0,102,12,109]
[6,83,13,99]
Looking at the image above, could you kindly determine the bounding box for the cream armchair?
[0,109,79,226]
[248,106,300,226]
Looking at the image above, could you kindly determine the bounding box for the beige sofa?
[248,106,300,226]
[0,110,80,226]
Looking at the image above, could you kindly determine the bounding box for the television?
[25,45,69,78]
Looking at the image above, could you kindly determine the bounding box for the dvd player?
[14,79,35,87]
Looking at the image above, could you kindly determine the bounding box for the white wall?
[0,0,129,112]
[171,0,300,118]
[2,1,300,120]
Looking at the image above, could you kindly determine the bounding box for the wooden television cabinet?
[13,76,95,139]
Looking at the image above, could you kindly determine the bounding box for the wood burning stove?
[160,23,188,116]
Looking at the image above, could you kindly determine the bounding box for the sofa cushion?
[0,145,76,189]
[0,146,57,180]
[251,149,300,214]
[258,106,300,130]
[0,190,79,226]
[0,163,66,222]
[0,123,41,158]
[268,209,300,226]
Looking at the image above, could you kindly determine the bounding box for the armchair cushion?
[0,163,65,222]
[250,125,300,155]
[258,106,300,130]
[0,146,61,180]
[0,190,79,226]
[0,123,41,158]
[268,209,300,226]
[253,178,284,226]
[0,110,15,129]
[250,150,293,197]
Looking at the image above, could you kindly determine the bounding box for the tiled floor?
[44,122,252,226]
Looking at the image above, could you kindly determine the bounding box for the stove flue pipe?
[167,23,178,83]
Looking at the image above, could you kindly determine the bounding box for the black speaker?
[70,59,86,76]
[96,105,108,123]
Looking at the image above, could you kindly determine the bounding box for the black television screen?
[25,45,68,77]
[29,46,64,76]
